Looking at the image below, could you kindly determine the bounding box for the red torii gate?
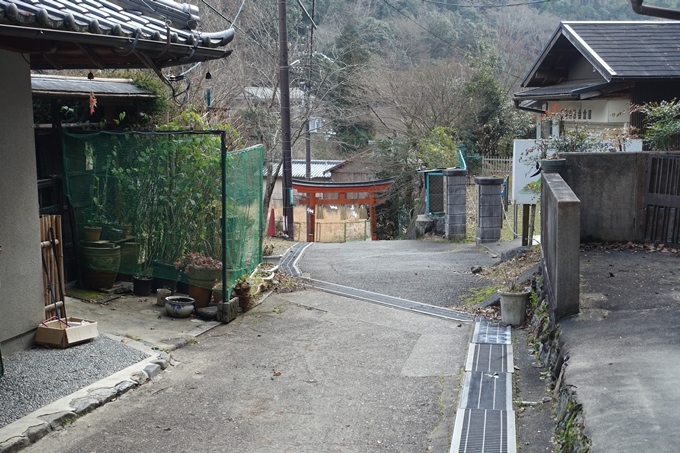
[292,178,394,242]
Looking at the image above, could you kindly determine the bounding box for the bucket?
[499,291,529,326]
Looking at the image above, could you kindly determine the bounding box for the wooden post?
[522,204,530,246]
[307,194,316,242]
[369,194,377,240]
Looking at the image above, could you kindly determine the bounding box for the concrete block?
[477,194,501,206]
[115,381,136,395]
[479,205,502,218]
[25,422,51,443]
[144,363,162,379]
[38,411,76,430]
[476,228,501,242]
[443,168,468,177]
[478,217,502,229]
[446,214,466,225]
[72,398,99,415]
[217,298,239,323]
[0,436,29,453]
[448,204,467,215]
[474,176,503,186]
[89,388,117,405]
[447,185,467,196]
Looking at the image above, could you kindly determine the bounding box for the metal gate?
[644,154,680,245]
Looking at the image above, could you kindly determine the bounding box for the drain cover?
[466,344,513,373]
[460,371,513,411]
[450,409,516,453]
[472,319,511,345]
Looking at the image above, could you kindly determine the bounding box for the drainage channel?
[451,318,516,453]
[280,242,474,323]
[279,242,311,276]
[307,279,475,323]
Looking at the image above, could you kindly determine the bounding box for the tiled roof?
[521,21,680,89]
[0,0,234,69]
[31,75,154,98]
[565,21,680,79]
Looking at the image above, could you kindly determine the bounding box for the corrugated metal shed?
[265,160,344,179]
[31,75,155,99]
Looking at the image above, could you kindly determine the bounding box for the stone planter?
[499,290,529,326]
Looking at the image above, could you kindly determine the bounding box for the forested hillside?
[192,0,674,232]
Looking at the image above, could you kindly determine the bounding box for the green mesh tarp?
[61,130,263,296]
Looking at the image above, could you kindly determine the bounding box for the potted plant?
[232,277,251,313]
[498,270,530,326]
[133,267,153,296]
[174,252,223,308]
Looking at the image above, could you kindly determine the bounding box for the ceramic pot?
[188,280,213,309]
[80,243,120,289]
[165,296,195,318]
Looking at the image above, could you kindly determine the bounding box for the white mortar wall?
[0,51,44,354]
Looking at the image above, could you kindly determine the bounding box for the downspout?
[631,0,680,20]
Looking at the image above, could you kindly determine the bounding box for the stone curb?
[0,335,171,453]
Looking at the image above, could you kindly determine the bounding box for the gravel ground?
[0,335,149,428]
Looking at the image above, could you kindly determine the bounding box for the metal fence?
[464,155,512,180]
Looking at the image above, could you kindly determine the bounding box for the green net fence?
[61,130,263,298]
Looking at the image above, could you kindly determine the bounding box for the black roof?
[0,0,234,69]
[522,21,680,88]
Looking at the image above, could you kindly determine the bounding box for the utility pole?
[305,0,315,242]
[278,0,294,238]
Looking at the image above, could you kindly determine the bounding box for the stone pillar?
[475,176,503,244]
[443,168,467,240]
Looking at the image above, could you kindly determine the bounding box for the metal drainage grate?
[466,344,513,374]
[307,279,474,323]
[472,320,511,345]
[459,371,513,411]
[450,409,516,453]
[279,242,311,276]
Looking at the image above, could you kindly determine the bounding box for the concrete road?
[560,249,680,452]
[24,290,470,453]
[298,241,498,307]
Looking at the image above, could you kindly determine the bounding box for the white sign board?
[512,140,551,205]
[511,139,644,205]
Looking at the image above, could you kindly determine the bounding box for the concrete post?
[475,177,503,244]
[443,168,467,240]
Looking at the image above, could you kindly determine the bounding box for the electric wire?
[422,0,551,7]
[377,0,458,49]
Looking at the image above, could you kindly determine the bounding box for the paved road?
[559,249,680,453]
[23,290,469,453]
[23,239,505,453]
[298,241,498,307]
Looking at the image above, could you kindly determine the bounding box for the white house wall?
[553,99,631,126]
[0,51,45,354]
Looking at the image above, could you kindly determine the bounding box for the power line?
[422,0,551,7]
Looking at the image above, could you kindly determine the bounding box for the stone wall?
[560,152,650,243]
[541,173,580,322]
